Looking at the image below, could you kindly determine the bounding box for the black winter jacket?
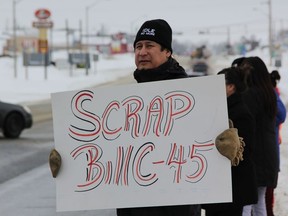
[243,87,278,188]
[228,93,258,205]
[133,57,188,83]
[203,93,258,213]
[117,58,198,216]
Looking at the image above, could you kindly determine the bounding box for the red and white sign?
[35,9,51,20]
[52,75,232,212]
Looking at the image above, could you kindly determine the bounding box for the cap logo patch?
[140,28,155,36]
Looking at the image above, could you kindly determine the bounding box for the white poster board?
[51,75,232,212]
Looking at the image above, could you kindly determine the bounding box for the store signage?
[35,9,51,19]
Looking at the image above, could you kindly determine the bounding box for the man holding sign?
[118,19,198,216]
[50,19,243,216]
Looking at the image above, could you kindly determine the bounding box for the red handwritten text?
[68,90,195,142]
[70,142,213,192]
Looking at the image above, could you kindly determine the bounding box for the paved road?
[0,76,137,216]
[0,163,118,216]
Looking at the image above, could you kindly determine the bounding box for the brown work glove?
[49,148,62,178]
[215,119,245,166]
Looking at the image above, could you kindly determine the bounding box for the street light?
[12,0,23,78]
[85,0,109,49]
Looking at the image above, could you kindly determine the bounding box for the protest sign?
[51,74,231,212]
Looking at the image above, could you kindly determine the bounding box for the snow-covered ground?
[0,52,135,104]
[0,50,287,215]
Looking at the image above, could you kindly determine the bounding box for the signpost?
[68,52,90,76]
[32,8,53,80]
[35,8,51,19]
[23,52,50,66]
[93,54,99,74]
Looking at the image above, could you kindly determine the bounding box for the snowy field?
[0,50,287,215]
[0,52,135,104]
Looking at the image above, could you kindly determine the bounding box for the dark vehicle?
[193,62,208,74]
[0,101,33,138]
[188,45,211,77]
[187,61,209,77]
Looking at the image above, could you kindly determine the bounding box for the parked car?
[0,101,33,138]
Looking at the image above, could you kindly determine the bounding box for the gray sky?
[1,0,288,44]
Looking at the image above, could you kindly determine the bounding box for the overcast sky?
[1,0,288,44]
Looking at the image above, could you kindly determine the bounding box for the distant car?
[0,101,33,138]
[186,61,209,77]
[192,61,208,75]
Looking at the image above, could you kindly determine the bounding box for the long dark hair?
[233,56,277,118]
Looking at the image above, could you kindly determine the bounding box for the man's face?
[134,40,171,70]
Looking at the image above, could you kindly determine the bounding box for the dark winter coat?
[243,87,278,188]
[133,57,188,83]
[117,57,199,216]
[227,93,258,205]
[203,92,258,213]
[275,90,286,171]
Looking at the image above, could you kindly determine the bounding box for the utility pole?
[12,0,17,78]
[268,0,273,66]
[12,0,24,78]
[227,26,231,55]
[85,0,110,49]
[65,20,73,77]
[85,1,100,48]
